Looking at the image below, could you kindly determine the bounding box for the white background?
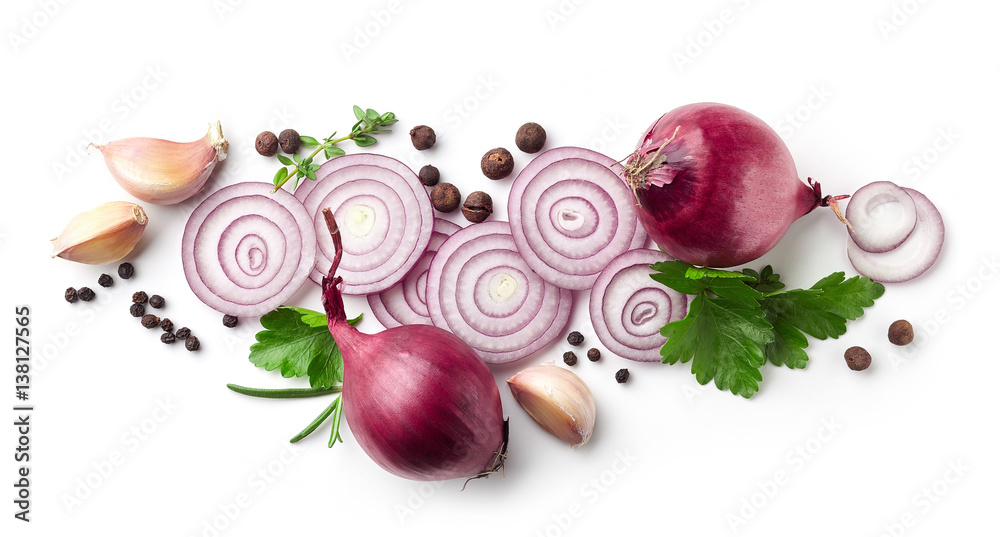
[3,0,999,536]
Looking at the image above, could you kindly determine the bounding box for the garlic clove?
[51,201,147,265]
[507,363,596,447]
[97,120,228,205]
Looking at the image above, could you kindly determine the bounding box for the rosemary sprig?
[271,106,398,193]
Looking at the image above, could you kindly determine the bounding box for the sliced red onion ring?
[426,221,573,364]
[182,182,316,317]
[295,154,433,295]
[590,249,689,362]
[845,180,917,253]
[509,147,647,290]
[367,218,462,328]
[847,187,944,283]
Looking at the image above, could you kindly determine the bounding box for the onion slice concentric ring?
[426,221,573,364]
[509,147,647,290]
[847,187,944,283]
[845,180,918,253]
[182,182,317,317]
[367,218,462,328]
[590,249,688,362]
[295,154,433,295]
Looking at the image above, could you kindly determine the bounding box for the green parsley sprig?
[227,306,361,447]
[270,106,398,193]
[650,260,885,398]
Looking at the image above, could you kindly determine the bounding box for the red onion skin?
[321,211,505,481]
[627,103,826,268]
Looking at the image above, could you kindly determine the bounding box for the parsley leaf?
[651,260,885,398]
[249,307,360,389]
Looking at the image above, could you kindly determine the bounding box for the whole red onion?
[623,102,846,268]
[320,208,507,482]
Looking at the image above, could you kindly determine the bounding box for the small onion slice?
[426,221,573,364]
[590,249,689,362]
[845,180,918,253]
[367,218,462,328]
[182,182,316,317]
[847,187,944,283]
[295,154,433,295]
[509,147,647,290]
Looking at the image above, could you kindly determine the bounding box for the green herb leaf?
[661,293,773,398]
[324,146,347,160]
[809,272,886,320]
[353,134,377,147]
[248,307,361,389]
[276,154,294,166]
[299,136,320,148]
[365,108,380,122]
[353,105,366,122]
[273,167,288,186]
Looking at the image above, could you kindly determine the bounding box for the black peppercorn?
[418,165,440,186]
[129,303,145,318]
[148,294,165,309]
[844,346,872,371]
[223,314,239,328]
[159,318,174,332]
[78,287,95,302]
[563,351,578,366]
[132,291,148,304]
[587,348,601,362]
[888,320,914,346]
[515,122,547,154]
[255,131,278,157]
[98,273,114,288]
[118,262,134,279]
[64,287,79,303]
[462,191,493,223]
[185,336,201,351]
[175,327,191,340]
[430,183,461,213]
[141,314,160,329]
[567,331,584,346]
[160,332,176,344]
[409,125,436,150]
[278,129,300,153]
[481,147,514,180]
[615,368,630,384]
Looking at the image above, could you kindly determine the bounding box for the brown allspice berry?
[185,336,201,351]
[148,294,165,309]
[98,273,114,288]
[567,331,584,346]
[141,314,160,329]
[255,131,278,157]
[175,327,192,340]
[515,122,546,153]
[563,351,578,366]
[159,318,174,332]
[888,320,914,346]
[78,287,95,302]
[462,191,493,223]
[64,287,79,303]
[223,314,239,328]
[481,147,514,180]
[278,129,300,153]
[160,332,176,344]
[418,165,440,186]
[117,262,134,279]
[409,125,436,150]
[129,303,145,317]
[132,291,148,304]
[431,183,461,213]
[615,368,630,384]
[844,346,872,371]
[587,348,601,362]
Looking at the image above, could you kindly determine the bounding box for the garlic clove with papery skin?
[96,120,228,205]
[51,201,147,265]
[507,363,597,447]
